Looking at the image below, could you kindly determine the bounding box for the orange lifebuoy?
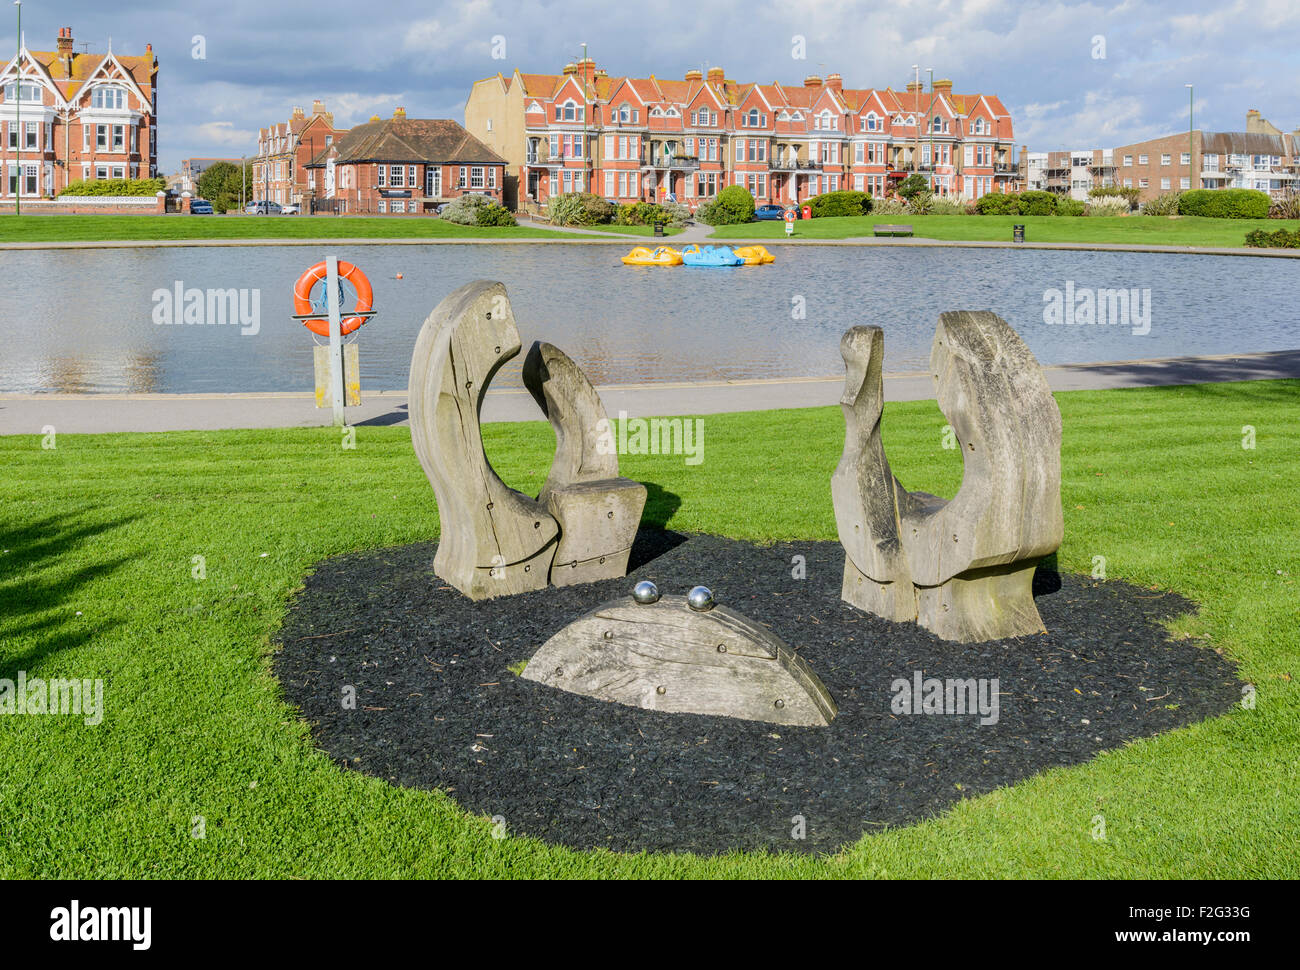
[294,261,373,336]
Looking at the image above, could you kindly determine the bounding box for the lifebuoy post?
[324,255,346,427]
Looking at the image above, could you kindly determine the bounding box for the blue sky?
[6,0,1298,172]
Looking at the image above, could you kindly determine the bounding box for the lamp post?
[927,67,935,192]
[1186,83,1195,192]
[911,64,919,176]
[14,0,21,216]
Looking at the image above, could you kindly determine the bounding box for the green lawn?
[708,213,1300,249]
[1,381,1297,877]
[0,214,579,243]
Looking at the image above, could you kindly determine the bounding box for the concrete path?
[2,349,1296,436]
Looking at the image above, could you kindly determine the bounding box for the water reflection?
[1,243,1297,394]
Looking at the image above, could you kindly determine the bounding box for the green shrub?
[1141,192,1183,216]
[975,192,1021,215]
[475,202,517,227]
[708,185,755,225]
[547,192,615,226]
[1089,185,1140,210]
[809,190,872,217]
[1055,197,1086,216]
[59,177,166,198]
[897,174,929,201]
[616,201,664,226]
[1018,190,1057,215]
[1178,188,1270,219]
[440,193,495,225]
[928,196,968,215]
[660,201,691,227]
[1244,227,1300,248]
[905,190,934,214]
[1086,196,1131,217]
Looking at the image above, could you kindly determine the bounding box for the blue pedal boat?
[679,244,744,267]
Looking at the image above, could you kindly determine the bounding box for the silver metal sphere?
[632,580,660,604]
[686,585,715,612]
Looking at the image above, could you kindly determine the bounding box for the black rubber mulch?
[274,531,1241,855]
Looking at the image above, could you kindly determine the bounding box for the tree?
[196,161,254,213]
[897,174,929,201]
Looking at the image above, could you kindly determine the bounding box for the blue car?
[753,204,786,221]
[189,198,214,215]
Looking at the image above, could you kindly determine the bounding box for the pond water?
[2,243,1297,393]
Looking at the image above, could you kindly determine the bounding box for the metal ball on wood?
[632,580,660,604]
[686,586,715,612]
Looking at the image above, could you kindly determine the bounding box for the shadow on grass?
[0,511,135,679]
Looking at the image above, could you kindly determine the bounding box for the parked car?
[245,200,282,215]
[188,199,214,215]
[279,203,300,215]
[753,204,786,221]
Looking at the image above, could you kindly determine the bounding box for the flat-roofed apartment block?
[0,26,157,202]
[466,60,1022,211]
[1024,149,1115,200]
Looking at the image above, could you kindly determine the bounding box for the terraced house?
[0,26,158,203]
[466,60,1020,211]
[251,100,343,211]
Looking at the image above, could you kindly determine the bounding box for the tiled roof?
[323,118,506,165]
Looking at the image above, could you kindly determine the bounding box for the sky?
[5,0,1299,173]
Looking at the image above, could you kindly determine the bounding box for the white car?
[280,203,301,215]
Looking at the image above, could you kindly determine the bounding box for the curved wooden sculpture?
[523,595,837,727]
[523,341,647,587]
[833,312,1063,642]
[408,281,559,600]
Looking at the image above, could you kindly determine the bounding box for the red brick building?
[307,110,506,214]
[0,26,158,203]
[467,61,1021,211]
[251,100,342,210]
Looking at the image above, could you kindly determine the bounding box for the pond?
[3,243,1297,393]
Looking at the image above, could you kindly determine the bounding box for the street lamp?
[1186,83,1195,192]
[927,67,935,192]
[14,0,21,216]
[911,64,919,176]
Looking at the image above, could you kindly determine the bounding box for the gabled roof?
[321,119,506,166]
[5,43,156,105]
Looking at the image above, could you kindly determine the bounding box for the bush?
[975,191,1021,215]
[616,201,663,226]
[547,192,614,226]
[475,202,517,227]
[1141,192,1183,216]
[1086,196,1130,217]
[1178,188,1270,219]
[1244,227,1300,248]
[1268,195,1300,220]
[660,201,691,227]
[194,162,254,213]
[59,177,166,198]
[1089,185,1140,210]
[809,190,872,217]
[897,174,929,201]
[440,193,496,225]
[1018,190,1057,215]
[1055,197,1086,217]
[870,197,908,215]
[927,196,968,215]
[706,185,755,225]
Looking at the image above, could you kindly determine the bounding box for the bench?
[873,224,913,237]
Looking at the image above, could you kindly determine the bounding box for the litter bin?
[801,204,812,220]
[1013,224,1025,243]
[653,221,665,238]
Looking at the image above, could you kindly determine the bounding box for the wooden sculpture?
[408,281,559,600]
[523,341,647,587]
[833,312,1063,642]
[522,589,837,727]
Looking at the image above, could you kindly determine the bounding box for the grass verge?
[1,380,1296,877]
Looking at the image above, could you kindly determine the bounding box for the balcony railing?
[644,155,700,170]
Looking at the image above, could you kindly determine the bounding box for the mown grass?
[1,380,1297,877]
[707,213,1300,249]
[0,214,579,243]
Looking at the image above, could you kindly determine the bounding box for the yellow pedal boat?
[621,245,682,266]
[733,245,776,265]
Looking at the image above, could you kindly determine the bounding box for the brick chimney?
[934,78,953,96]
[706,67,724,82]
[292,106,305,119]
[804,75,822,88]
[57,27,74,76]
[906,80,922,93]
[312,99,325,115]
[824,72,842,92]
[393,107,406,119]
[685,69,703,81]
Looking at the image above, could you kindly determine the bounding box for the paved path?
[2,349,1296,436]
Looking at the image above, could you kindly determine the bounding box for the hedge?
[1178,188,1270,219]
[809,190,872,217]
[1244,228,1300,248]
[59,177,166,197]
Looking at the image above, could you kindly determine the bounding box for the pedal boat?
[733,245,776,265]
[621,245,682,266]
[679,244,744,267]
